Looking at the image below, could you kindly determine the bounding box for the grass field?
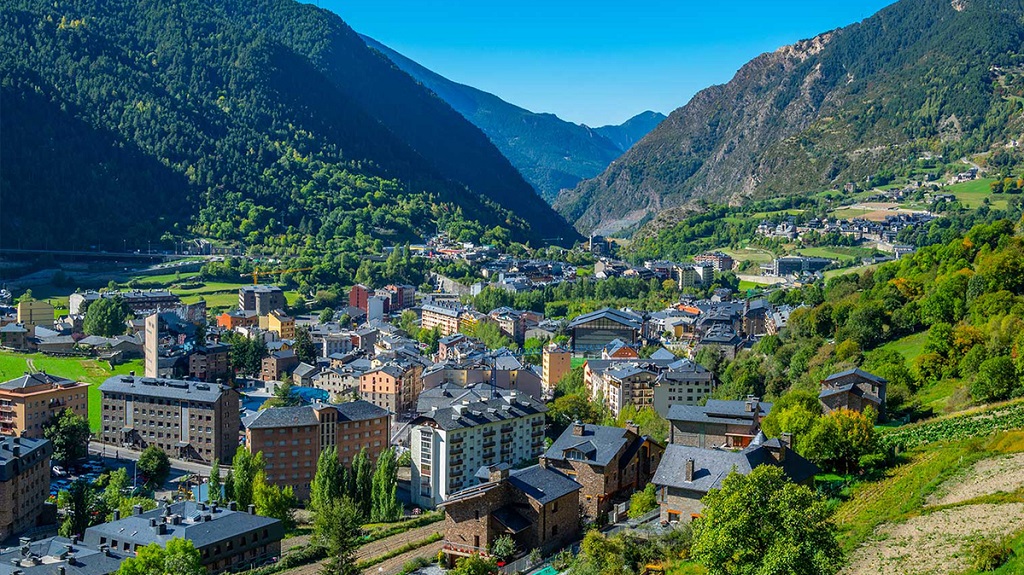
[823,262,884,280]
[571,357,587,369]
[738,280,769,292]
[876,331,928,366]
[722,247,774,263]
[829,208,875,220]
[0,351,143,432]
[796,246,876,262]
[945,178,1009,210]
[128,275,302,313]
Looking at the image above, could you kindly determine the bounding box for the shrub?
[973,540,1013,571]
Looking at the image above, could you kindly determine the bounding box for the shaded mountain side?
[0,0,576,250]
[557,0,1024,234]
[594,111,667,152]
[361,35,663,203]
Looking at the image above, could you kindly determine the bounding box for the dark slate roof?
[244,400,388,429]
[506,465,582,505]
[0,372,76,390]
[100,375,228,403]
[568,307,643,330]
[83,501,280,550]
[653,442,818,494]
[819,383,881,405]
[823,368,887,385]
[412,390,546,431]
[293,362,320,378]
[492,505,531,533]
[0,436,52,481]
[0,536,128,575]
[545,423,638,468]
[666,399,771,426]
[649,348,677,360]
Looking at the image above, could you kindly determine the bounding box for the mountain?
[361,36,664,202]
[0,0,577,250]
[594,111,667,153]
[556,0,1024,234]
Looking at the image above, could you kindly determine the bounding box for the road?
[89,441,213,477]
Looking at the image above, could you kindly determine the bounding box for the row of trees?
[310,447,402,524]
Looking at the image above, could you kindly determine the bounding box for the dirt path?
[281,523,442,575]
[362,541,443,575]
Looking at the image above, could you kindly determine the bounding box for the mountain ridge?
[361,35,665,202]
[556,0,1024,234]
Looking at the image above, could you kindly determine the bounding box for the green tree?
[353,448,373,518]
[253,471,296,529]
[971,355,1019,402]
[208,459,222,504]
[231,447,265,508]
[691,466,843,575]
[759,390,823,441]
[315,498,363,575]
[489,534,517,561]
[294,326,317,364]
[44,408,91,464]
[224,470,235,502]
[117,539,204,575]
[137,446,171,488]
[319,307,335,324]
[83,295,129,336]
[802,408,876,474]
[310,447,341,513]
[103,468,130,521]
[370,448,402,522]
[59,479,95,538]
[627,483,658,518]
[450,555,499,575]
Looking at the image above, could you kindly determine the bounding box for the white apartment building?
[410,389,546,508]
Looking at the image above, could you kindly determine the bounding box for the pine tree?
[224,470,235,502]
[310,448,340,513]
[352,448,373,519]
[370,448,402,522]
[208,460,222,504]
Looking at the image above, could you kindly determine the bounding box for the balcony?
[500,435,513,443]
[482,450,494,459]
[450,436,463,445]
[451,458,463,466]
[450,447,463,456]
[531,430,544,438]
[482,440,495,449]
[500,425,514,434]
[482,429,495,438]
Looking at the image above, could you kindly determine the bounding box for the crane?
[240,267,314,285]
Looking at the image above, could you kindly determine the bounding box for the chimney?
[12,446,20,457]
[133,504,143,515]
[59,568,66,575]
[625,420,640,436]
[149,518,157,527]
[129,370,135,377]
[488,466,509,484]
[780,432,793,448]
[248,504,256,515]
[685,458,695,482]
[198,502,207,511]
[572,420,585,436]
[112,509,120,520]
[228,501,237,511]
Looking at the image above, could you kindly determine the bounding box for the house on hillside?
[667,397,771,449]
[652,433,817,522]
[819,368,887,421]
[541,421,664,520]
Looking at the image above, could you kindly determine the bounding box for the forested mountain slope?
[0,0,576,249]
[557,0,1024,234]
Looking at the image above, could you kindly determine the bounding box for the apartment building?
[16,300,53,329]
[360,362,424,415]
[263,310,295,339]
[410,389,546,508]
[83,500,283,574]
[239,285,286,316]
[0,436,52,540]
[243,400,390,499]
[421,303,462,336]
[188,342,231,383]
[0,372,89,438]
[99,375,241,464]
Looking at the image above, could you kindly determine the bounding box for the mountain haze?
[361,35,665,202]
[557,0,1024,234]
[0,0,577,249]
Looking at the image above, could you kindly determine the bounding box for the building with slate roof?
[820,368,888,421]
[0,536,128,575]
[652,434,818,522]
[541,422,664,519]
[567,308,643,352]
[410,390,546,508]
[83,500,282,573]
[585,357,714,417]
[651,359,716,417]
[667,397,771,449]
[441,464,581,565]
[98,375,240,464]
[243,400,390,499]
[0,372,89,438]
[0,436,52,541]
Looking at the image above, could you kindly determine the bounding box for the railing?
[482,429,496,438]
[482,441,495,449]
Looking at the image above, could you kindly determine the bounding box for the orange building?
[217,310,258,330]
[360,363,423,415]
[0,372,89,438]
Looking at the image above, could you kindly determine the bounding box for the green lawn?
[0,351,143,432]
[944,178,1009,210]
[796,246,875,262]
[571,357,587,369]
[829,208,874,220]
[722,247,774,263]
[738,280,769,292]
[876,331,928,367]
[823,262,884,280]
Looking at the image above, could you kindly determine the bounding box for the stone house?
[819,368,887,421]
[667,397,771,449]
[441,465,581,564]
[541,422,664,520]
[652,433,817,523]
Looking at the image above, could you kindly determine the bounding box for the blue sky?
[315,1,896,126]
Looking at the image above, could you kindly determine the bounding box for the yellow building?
[542,343,571,395]
[265,309,295,339]
[16,300,53,329]
[0,372,89,438]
